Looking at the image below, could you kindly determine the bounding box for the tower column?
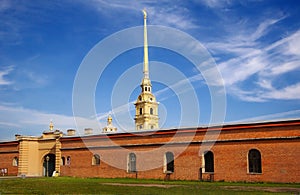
[18,139,29,176]
[55,138,61,176]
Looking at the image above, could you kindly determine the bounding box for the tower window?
[248,149,262,173]
[204,151,214,172]
[139,108,142,115]
[150,108,153,115]
[145,87,147,91]
[139,96,142,101]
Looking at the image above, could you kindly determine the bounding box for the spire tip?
[142,9,147,19]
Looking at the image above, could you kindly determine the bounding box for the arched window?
[164,152,174,173]
[150,108,153,115]
[127,153,136,172]
[248,149,262,173]
[92,154,100,165]
[66,156,71,166]
[204,151,214,172]
[61,157,65,165]
[145,87,147,91]
[139,108,142,115]
[12,157,18,166]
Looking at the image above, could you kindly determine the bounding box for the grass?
[0,177,299,194]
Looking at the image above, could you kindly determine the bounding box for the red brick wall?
[213,139,300,183]
[0,142,19,176]
[60,138,300,182]
[60,121,300,183]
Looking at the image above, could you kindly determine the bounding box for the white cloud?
[269,60,300,76]
[250,18,285,42]
[204,12,300,102]
[16,69,49,89]
[232,109,300,123]
[0,62,49,91]
[262,83,300,100]
[199,0,232,8]
[84,0,198,30]
[0,0,11,12]
[96,102,134,121]
[0,121,21,128]
[0,104,104,139]
[286,30,300,56]
[0,66,13,86]
[256,79,273,90]
[0,2,24,45]
[147,6,198,29]
[218,54,265,86]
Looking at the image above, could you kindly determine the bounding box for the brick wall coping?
[0,141,19,146]
[60,118,300,142]
[0,150,19,154]
[60,136,300,150]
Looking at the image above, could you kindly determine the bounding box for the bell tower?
[134,9,159,130]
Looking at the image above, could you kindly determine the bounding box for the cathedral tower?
[134,9,159,130]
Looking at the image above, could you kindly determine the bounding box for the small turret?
[102,115,117,133]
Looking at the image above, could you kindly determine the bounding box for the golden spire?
[49,121,54,131]
[143,9,149,79]
[134,10,159,130]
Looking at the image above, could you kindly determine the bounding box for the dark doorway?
[43,154,55,177]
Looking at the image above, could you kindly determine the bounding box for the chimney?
[15,134,21,140]
[67,129,76,136]
[84,128,93,135]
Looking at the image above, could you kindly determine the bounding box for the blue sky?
[1,0,300,140]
